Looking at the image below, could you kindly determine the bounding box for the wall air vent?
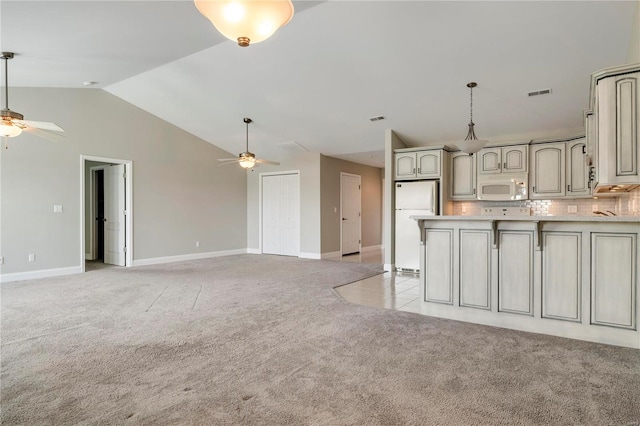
[528,88,552,97]
[369,116,385,121]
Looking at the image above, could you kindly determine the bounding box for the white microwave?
[477,173,528,201]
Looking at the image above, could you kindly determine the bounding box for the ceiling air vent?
[528,88,552,97]
[369,116,385,122]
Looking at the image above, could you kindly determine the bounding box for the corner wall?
[319,155,383,255]
[628,0,640,63]
[0,88,247,279]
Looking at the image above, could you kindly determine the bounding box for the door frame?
[259,170,300,255]
[340,172,362,255]
[80,155,133,271]
[86,164,110,260]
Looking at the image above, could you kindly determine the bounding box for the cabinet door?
[459,230,491,310]
[394,153,416,180]
[566,139,590,197]
[498,231,534,315]
[542,232,581,322]
[591,233,636,329]
[530,143,566,198]
[417,150,441,178]
[597,72,640,185]
[424,229,453,304]
[503,145,528,173]
[477,148,502,175]
[450,153,476,200]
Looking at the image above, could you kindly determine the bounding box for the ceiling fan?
[217,118,280,169]
[1,52,65,144]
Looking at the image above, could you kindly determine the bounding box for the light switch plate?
[567,205,578,213]
[54,204,63,213]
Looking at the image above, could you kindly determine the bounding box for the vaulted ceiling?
[1,1,636,167]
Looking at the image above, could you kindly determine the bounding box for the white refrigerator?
[395,180,438,272]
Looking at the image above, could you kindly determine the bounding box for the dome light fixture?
[194,0,294,47]
[456,82,489,155]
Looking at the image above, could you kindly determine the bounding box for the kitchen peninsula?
[412,214,639,348]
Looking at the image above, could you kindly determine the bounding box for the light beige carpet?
[1,254,639,425]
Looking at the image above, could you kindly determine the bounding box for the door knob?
[342,218,347,220]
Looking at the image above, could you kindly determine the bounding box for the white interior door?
[262,173,300,256]
[104,164,126,266]
[341,173,361,255]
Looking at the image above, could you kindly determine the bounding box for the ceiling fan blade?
[255,158,280,166]
[218,160,242,166]
[217,158,240,162]
[20,120,64,133]
[23,127,66,143]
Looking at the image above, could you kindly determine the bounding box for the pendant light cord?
[246,120,249,152]
[469,84,473,125]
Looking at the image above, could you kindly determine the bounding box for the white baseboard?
[384,263,394,272]
[132,249,247,267]
[246,248,261,254]
[85,252,94,261]
[0,265,83,283]
[362,245,382,253]
[321,251,342,259]
[299,252,322,260]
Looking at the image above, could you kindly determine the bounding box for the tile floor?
[334,250,424,314]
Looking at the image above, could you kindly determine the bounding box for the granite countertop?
[410,215,640,223]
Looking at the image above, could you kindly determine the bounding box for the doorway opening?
[341,172,361,256]
[81,155,133,272]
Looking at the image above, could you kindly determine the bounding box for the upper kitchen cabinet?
[566,138,590,197]
[477,145,528,175]
[590,65,640,193]
[530,142,566,198]
[394,149,442,180]
[450,152,476,200]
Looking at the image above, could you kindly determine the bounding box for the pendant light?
[194,0,294,47]
[455,82,489,154]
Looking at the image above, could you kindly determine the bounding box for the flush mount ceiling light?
[217,118,280,169]
[194,0,294,47]
[455,82,489,154]
[1,52,65,141]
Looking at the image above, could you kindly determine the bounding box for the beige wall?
[319,155,383,254]
[0,88,247,275]
[629,1,640,63]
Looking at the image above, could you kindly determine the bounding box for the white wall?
[0,88,247,278]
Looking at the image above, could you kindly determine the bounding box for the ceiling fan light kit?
[194,0,294,47]
[217,117,280,169]
[456,82,489,155]
[1,51,65,142]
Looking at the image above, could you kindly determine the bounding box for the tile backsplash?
[452,190,640,217]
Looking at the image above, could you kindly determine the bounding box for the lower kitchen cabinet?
[414,217,640,348]
[591,233,636,329]
[542,232,581,322]
[459,230,491,309]
[498,231,534,315]
[424,229,453,304]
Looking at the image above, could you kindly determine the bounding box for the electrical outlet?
[53,204,63,213]
[592,204,599,212]
[28,253,35,262]
[195,241,200,248]
[567,205,578,213]
[0,256,4,265]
